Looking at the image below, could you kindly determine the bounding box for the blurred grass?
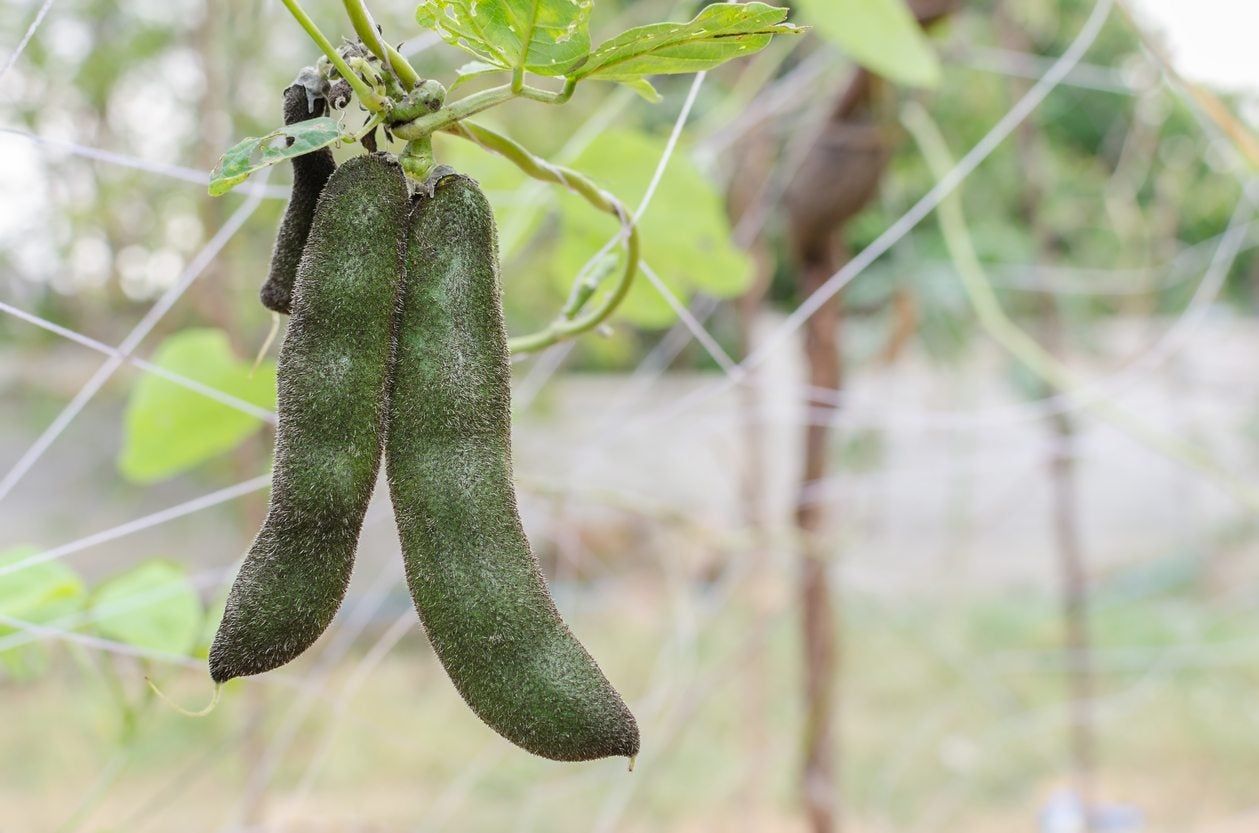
[4,578,1259,831]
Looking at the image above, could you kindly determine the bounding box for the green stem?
[391,77,576,139]
[342,0,422,89]
[400,136,435,181]
[391,85,517,139]
[280,0,385,111]
[901,101,1259,511]
[516,77,578,104]
[446,121,640,354]
[354,112,385,142]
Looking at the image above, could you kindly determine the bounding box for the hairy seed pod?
[386,173,640,762]
[211,154,408,682]
[260,83,337,315]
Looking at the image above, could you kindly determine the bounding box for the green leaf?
[618,78,662,104]
[0,547,86,624]
[91,561,202,656]
[575,3,802,82]
[119,328,276,484]
[415,0,592,76]
[209,117,343,196]
[794,0,941,88]
[555,130,751,328]
[450,59,507,91]
[0,546,87,679]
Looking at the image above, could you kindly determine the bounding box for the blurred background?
[4,0,1259,830]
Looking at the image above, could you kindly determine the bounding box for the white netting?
[3,0,1258,830]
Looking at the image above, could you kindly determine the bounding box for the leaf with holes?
[416,0,592,76]
[794,0,941,88]
[92,561,202,657]
[209,116,343,196]
[573,3,802,83]
[119,328,276,484]
[0,546,86,679]
[553,130,751,328]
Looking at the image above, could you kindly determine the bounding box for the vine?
[210,0,802,354]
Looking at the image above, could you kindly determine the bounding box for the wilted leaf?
[119,328,276,484]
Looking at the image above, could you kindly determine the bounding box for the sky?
[1132,0,1259,92]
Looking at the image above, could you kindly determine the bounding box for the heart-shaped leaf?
[119,328,276,484]
[92,561,202,657]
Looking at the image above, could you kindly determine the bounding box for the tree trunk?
[795,237,845,833]
[1049,403,1096,820]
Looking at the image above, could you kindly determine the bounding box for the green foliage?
[209,117,344,196]
[0,547,86,679]
[451,59,508,90]
[416,0,594,75]
[556,129,751,327]
[571,3,802,83]
[118,329,276,484]
[91,561,202,657]
[415,0,798,84]
[794,0,941,88]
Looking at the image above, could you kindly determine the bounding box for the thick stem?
[342,0,421,88]
[400,136,435,182]
[391,77,574,140]
[391,86,517,139]
[279,0,384,110]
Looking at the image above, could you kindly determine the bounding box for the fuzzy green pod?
[386,173,640,762]
[260,83,337,315]
[211,154,407,682]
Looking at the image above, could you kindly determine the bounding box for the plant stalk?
[446,121,640,353]
[342,0,422,89]
[279,0,384,110]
